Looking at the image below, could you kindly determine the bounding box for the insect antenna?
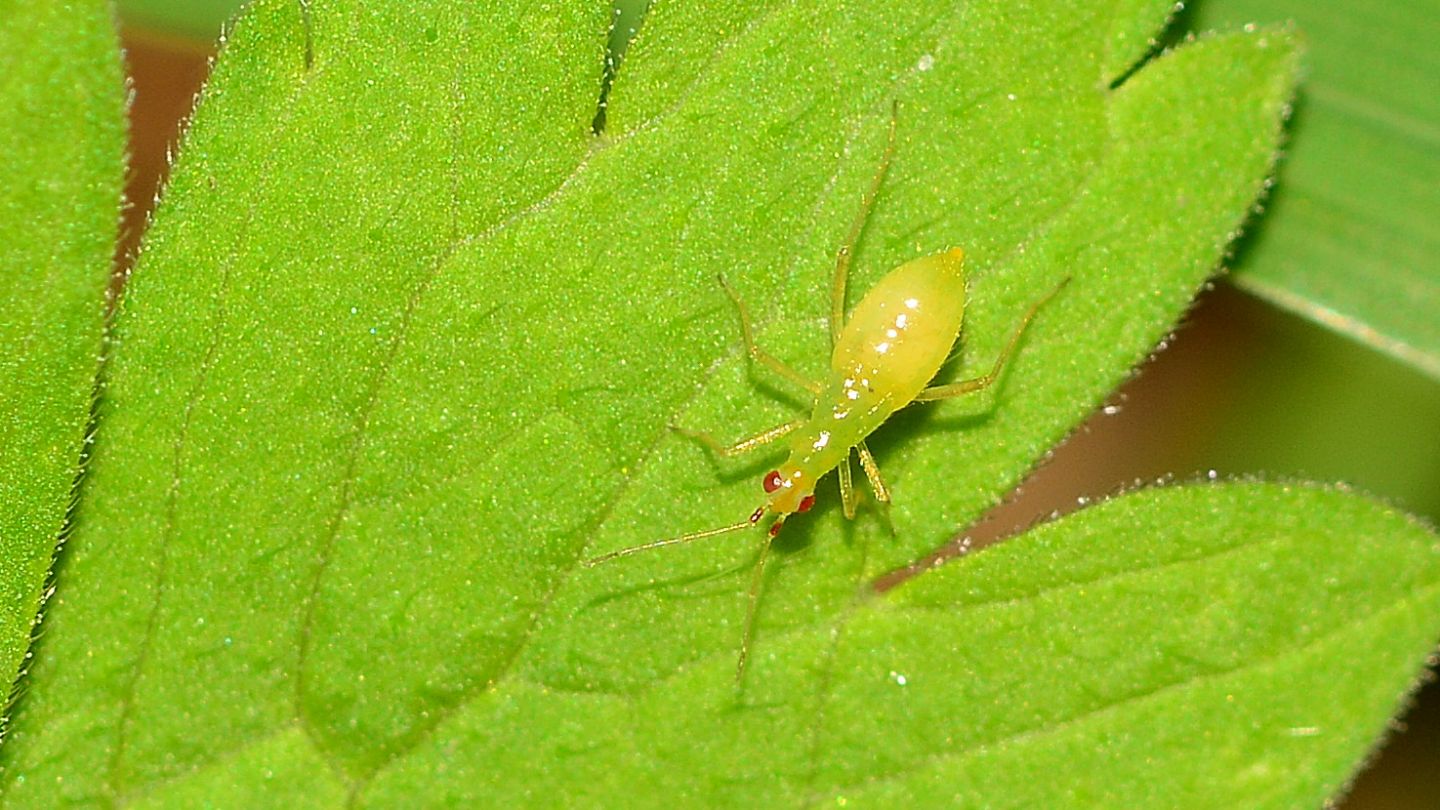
[581,519,756,567]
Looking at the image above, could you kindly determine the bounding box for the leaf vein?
[105,174,255,806]
[814,577,1440,801]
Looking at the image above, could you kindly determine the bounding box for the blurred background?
[112,0,1438,806]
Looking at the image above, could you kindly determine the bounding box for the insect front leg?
[736,532,775,683]
[671,419,803,458]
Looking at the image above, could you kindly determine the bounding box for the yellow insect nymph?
[585,105,1068,679]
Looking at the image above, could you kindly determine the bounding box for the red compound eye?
[763,470,783,493]
[798,495,816,513]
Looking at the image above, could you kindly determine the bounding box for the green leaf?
[18,1,1427,806]
[1192,0,1440,380]
[0,0,123,720]
[361,482,1440,808]
[1104,0,1182,79]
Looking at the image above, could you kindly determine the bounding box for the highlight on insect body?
[582,103,1070,681]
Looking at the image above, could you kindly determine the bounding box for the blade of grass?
[1193,0,1440,379]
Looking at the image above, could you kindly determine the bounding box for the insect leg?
[913,277,1071,403]
[856,441,896,537]
[716,275,820,395]
[838,455,858,519]
[830,101,899,349]
[671,419,803,458]
[855,441,891,504]
[736,531,775,682]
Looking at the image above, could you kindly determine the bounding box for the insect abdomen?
[777,249,969,493]
[826,249,968,433]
